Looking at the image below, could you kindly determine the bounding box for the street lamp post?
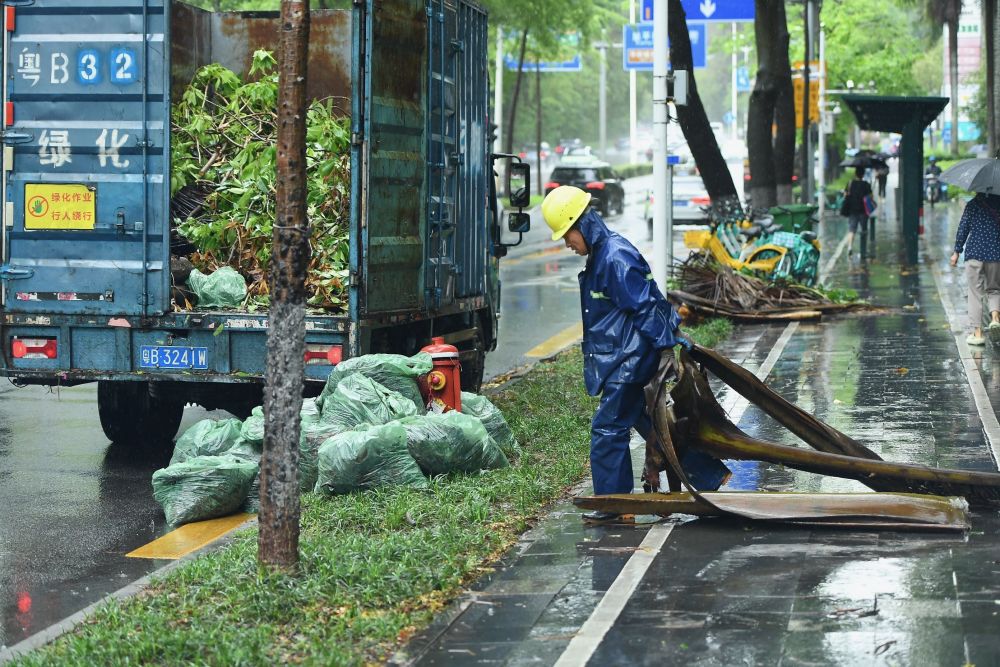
[652,0,670,287]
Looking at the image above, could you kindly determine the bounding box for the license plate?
[139,345,209,370]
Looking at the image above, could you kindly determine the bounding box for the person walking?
[841,166,873,258]
[876,164,889,199]
[540,185,729,523]
[950,192,1000,345]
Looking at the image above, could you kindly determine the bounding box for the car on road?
[518,141,553,169]
[554,138,583,157]
[561,145,595,161]
[644,174,711,238]
[546,162,625,216]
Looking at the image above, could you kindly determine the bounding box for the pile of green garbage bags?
[152,352,520,526]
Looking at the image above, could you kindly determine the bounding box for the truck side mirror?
[508,212,530,234]
[508,162,531,209]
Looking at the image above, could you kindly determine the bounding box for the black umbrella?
[940,158,1000,194]
[839,155,888,170]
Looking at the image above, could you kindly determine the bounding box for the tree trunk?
[535,65,543,196]
[668,0,740,214]
[949,13,960,155]
[987,0,999,156]
[748,0,781,209]
[259,0,310,571]
[771,0,794,205]
[502,29,528,196]
[212,0,221,10]
[503,30,528,157]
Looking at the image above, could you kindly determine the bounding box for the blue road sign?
[504,54,582,72]
[641,0,654,21]
[643,0,754,22]
[623,23,707,71]
[939,121,981,143]
[736,65,752,92]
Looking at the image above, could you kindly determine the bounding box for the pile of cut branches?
[171,50,351,311]
[669,254,872,322]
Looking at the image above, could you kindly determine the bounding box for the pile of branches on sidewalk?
[668,254,873,322]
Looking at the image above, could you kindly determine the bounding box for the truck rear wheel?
[97,381,185,445]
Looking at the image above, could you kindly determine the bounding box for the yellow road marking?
[526,322,583,358]
[127,513,255,560]
[503,246,563,266]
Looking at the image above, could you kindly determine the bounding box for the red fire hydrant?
[419,336,462,412]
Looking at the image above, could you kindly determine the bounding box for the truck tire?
[97,381,185,445]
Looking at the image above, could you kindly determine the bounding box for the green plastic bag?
[398,412,509,476]
[240,406,265,445]
[316,352,433,412]
[226,438,262,513]
[315,423,428,495]
[301,397,320,422]
[239,405,333,493]
[170,418,244,466]
[186,266,248,309]
[241,400,322,446]
[461,392,521,460]
[319,374,420,430]
[152,455,258,526]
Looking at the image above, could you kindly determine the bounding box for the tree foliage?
[821,0,929,96]
[173,52,351,310]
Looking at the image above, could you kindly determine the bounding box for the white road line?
[722,322,800,425]
[552,524,674,667]
[819,233,851,285]
[929,263,1000,468]
[557,322,799,667]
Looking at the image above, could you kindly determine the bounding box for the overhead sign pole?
[653,0,669,287]
[494,28,503,155]
[629,0,638,163]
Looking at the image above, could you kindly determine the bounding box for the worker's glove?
[675,333,694,352]
[644,348,678,413]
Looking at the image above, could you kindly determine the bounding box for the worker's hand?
[644,348,677,412]
[675,333,694,352]
[950,252,959,267]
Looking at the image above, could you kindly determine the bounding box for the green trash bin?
[768,204,819,232]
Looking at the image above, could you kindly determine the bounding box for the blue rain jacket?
[576,209,682,396]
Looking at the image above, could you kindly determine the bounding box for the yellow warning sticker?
[24,183,96,230]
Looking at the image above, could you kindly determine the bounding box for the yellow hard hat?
[542,185,592,241]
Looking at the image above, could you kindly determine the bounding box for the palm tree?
[985,0,998,155]
[927,0,962,155]
[747,0,794,208]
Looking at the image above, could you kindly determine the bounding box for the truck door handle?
[1,131,33,145]
[0,264,33,281]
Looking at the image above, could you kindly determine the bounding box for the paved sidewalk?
[396,192,1000,667]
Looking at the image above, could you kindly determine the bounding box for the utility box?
[669,70,688,106]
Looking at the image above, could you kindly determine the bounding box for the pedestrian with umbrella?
[942,157,1000,345]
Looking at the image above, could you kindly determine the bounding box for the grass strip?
[13,319,731,667]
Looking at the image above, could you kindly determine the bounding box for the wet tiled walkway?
[395,190,1000,667]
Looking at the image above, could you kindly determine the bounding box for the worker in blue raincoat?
[541,185,729,523]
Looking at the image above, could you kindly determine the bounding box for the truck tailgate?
[1,1,170,317]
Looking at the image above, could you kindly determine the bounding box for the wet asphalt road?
[0,173,663,649]
[0,386,222,650]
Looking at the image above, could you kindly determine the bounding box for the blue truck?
[0,0,529,443]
